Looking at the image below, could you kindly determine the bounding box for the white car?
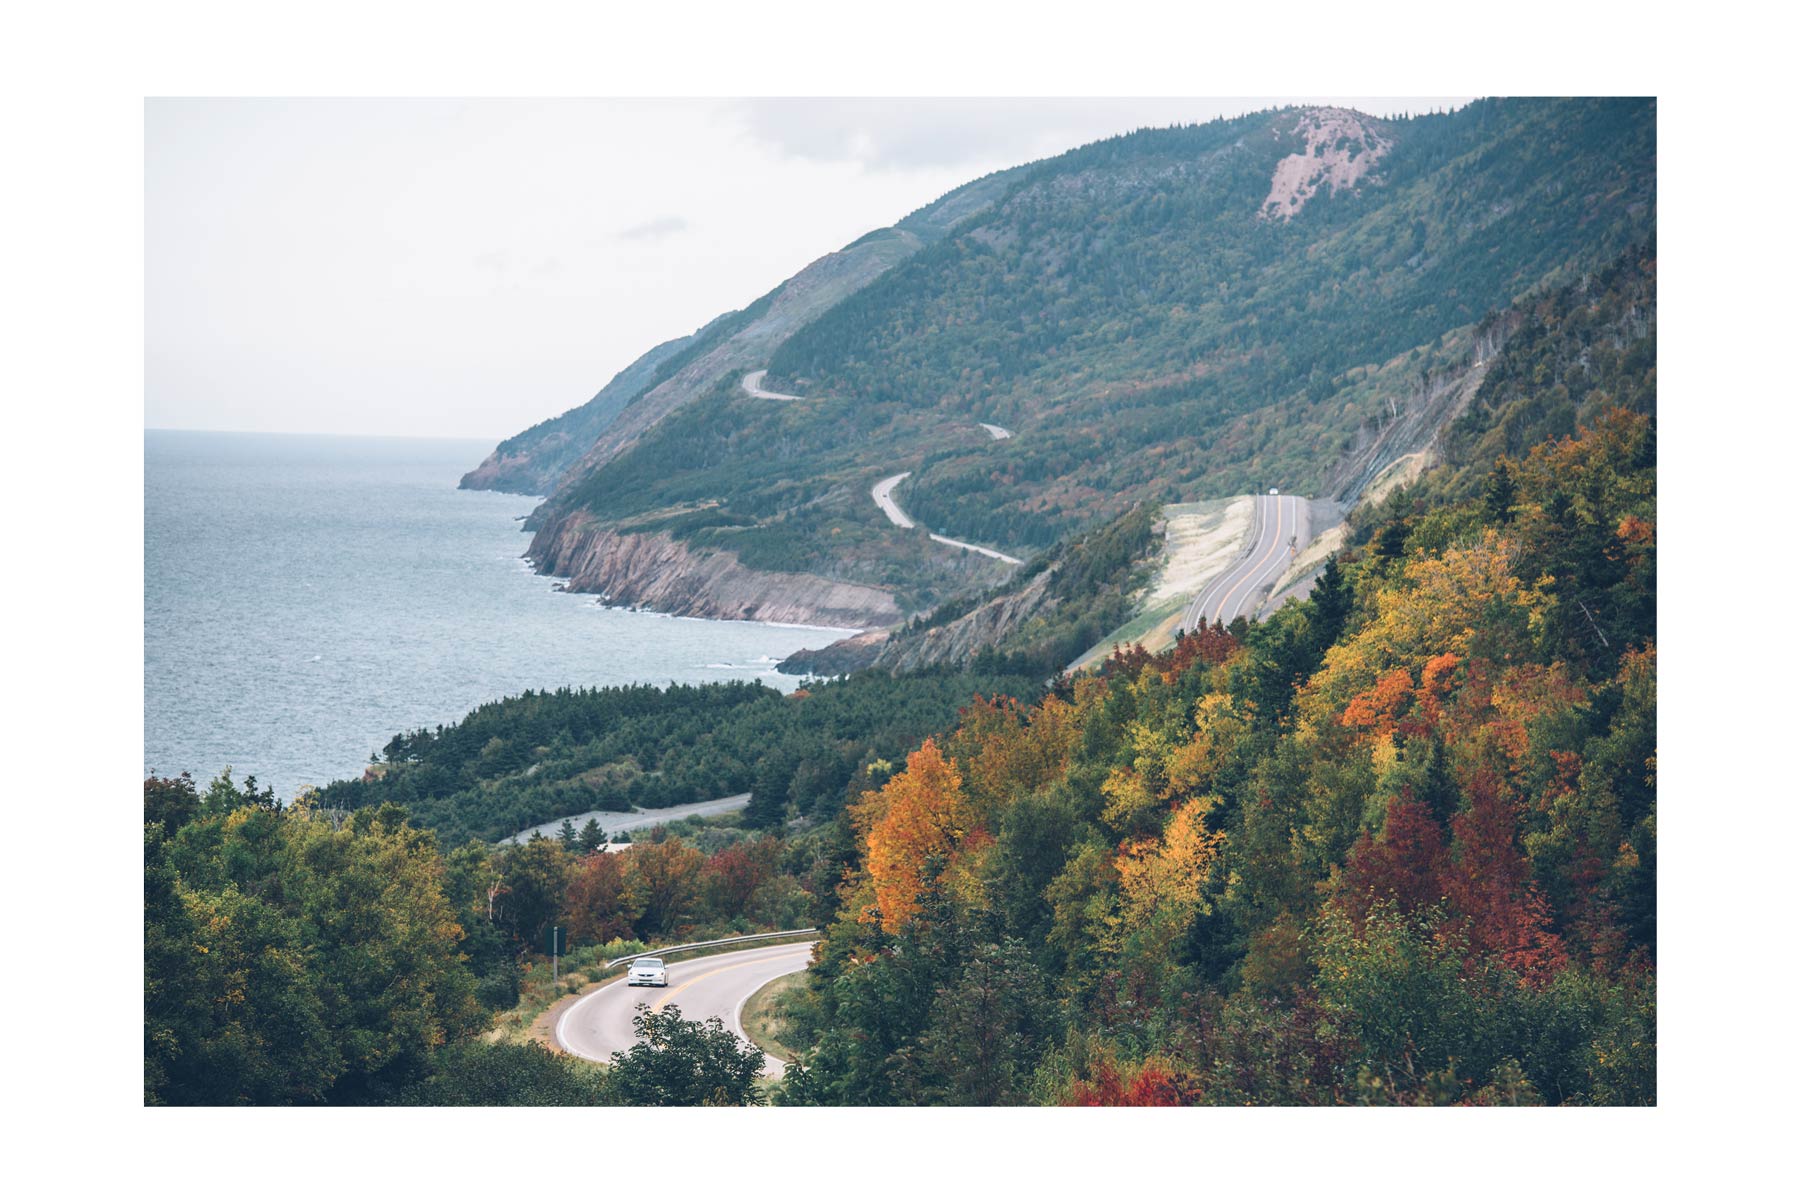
[626,956,668,988]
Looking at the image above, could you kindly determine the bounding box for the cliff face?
[527,516,901,631]
[782,569,1057,676]
[872,572,1053,672]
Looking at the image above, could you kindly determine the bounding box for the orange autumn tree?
[948,692,1082,826]
[855,739,977,934]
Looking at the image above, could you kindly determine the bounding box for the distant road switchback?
[1182,492,1309,629]
[556,941,817,1076]
[504,793,751,845]
[740,370,802,401]
[742,368,1023,567]
[871,471,1023,565]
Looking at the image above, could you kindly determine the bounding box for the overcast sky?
[146,97,1473,440]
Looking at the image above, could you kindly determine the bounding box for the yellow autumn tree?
[1106,796,1226,958]
[950,692,1081,828]
[1300,530,1548,732]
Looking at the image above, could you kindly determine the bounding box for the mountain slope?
[460,166,1026,504]
[459,327,701,496]
[488,98,1656,629]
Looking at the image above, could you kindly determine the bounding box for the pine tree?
[578,818,606,854]
[1310,554,1351,650]
[1483,461,1517,525]
[557,818,579,849]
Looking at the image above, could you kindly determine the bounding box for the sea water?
[145,429,843,798]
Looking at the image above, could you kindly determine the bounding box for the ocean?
[144,429,846,798]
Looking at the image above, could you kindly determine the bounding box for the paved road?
[870,471,1023,565]
[1181,493,1307,629]
[504,793,751,845]
[556,941,816,1076]
[741,370,801,401]
[872,471,917,528]
[741,369,1022,567]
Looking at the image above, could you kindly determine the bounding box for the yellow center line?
[1218,495,1287,622]
[648,947,814,1013]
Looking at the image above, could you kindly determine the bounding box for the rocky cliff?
[526,517,902,630]
[782,555,1062,676]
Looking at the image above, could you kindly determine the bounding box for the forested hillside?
[147,769,837,1105]
[317,665,1046,845]
[519,99,1653,623]
[150,99,1656,1109]
[778,402,1656,1105]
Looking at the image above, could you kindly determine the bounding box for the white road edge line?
[729,948,816,1074]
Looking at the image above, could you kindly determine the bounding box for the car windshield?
[636,959,663,968]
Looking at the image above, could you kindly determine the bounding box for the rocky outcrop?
[527,516,901,630]
[1321,325,1512,506]
[778,629,890,676]
[1261,108,1392,221]
[781,567,1057,676]
[872,572,1052,672]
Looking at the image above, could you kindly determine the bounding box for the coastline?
[525,513,904,631]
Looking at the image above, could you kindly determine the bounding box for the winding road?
[742,369,1024,567]
[740,370,802,401]
[556,940,816,1076]
[871,471,1023,565]
[1181,492,1309,629]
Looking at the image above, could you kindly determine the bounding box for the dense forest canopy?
[781,398,1656,1105]
[319,665,1048,845]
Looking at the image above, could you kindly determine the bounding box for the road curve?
[872,471,916,529]
[870,471,1023,565]
[556,941,816,1076]
[741,370,802,401]
[743,369,1023,567]
[1182,493,1307,629]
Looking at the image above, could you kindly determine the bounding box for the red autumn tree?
[1339,793,1449,921]
[1066,1054,1189,1106]
[701,837,781,920]
[1446,769,1568,984]
[563,852,636,944]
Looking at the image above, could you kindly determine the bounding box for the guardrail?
[604,928,819,970]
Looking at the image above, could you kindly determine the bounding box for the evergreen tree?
[1483,461,1517,525]
[1310,554,1351,650]
[746,749,797,829]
